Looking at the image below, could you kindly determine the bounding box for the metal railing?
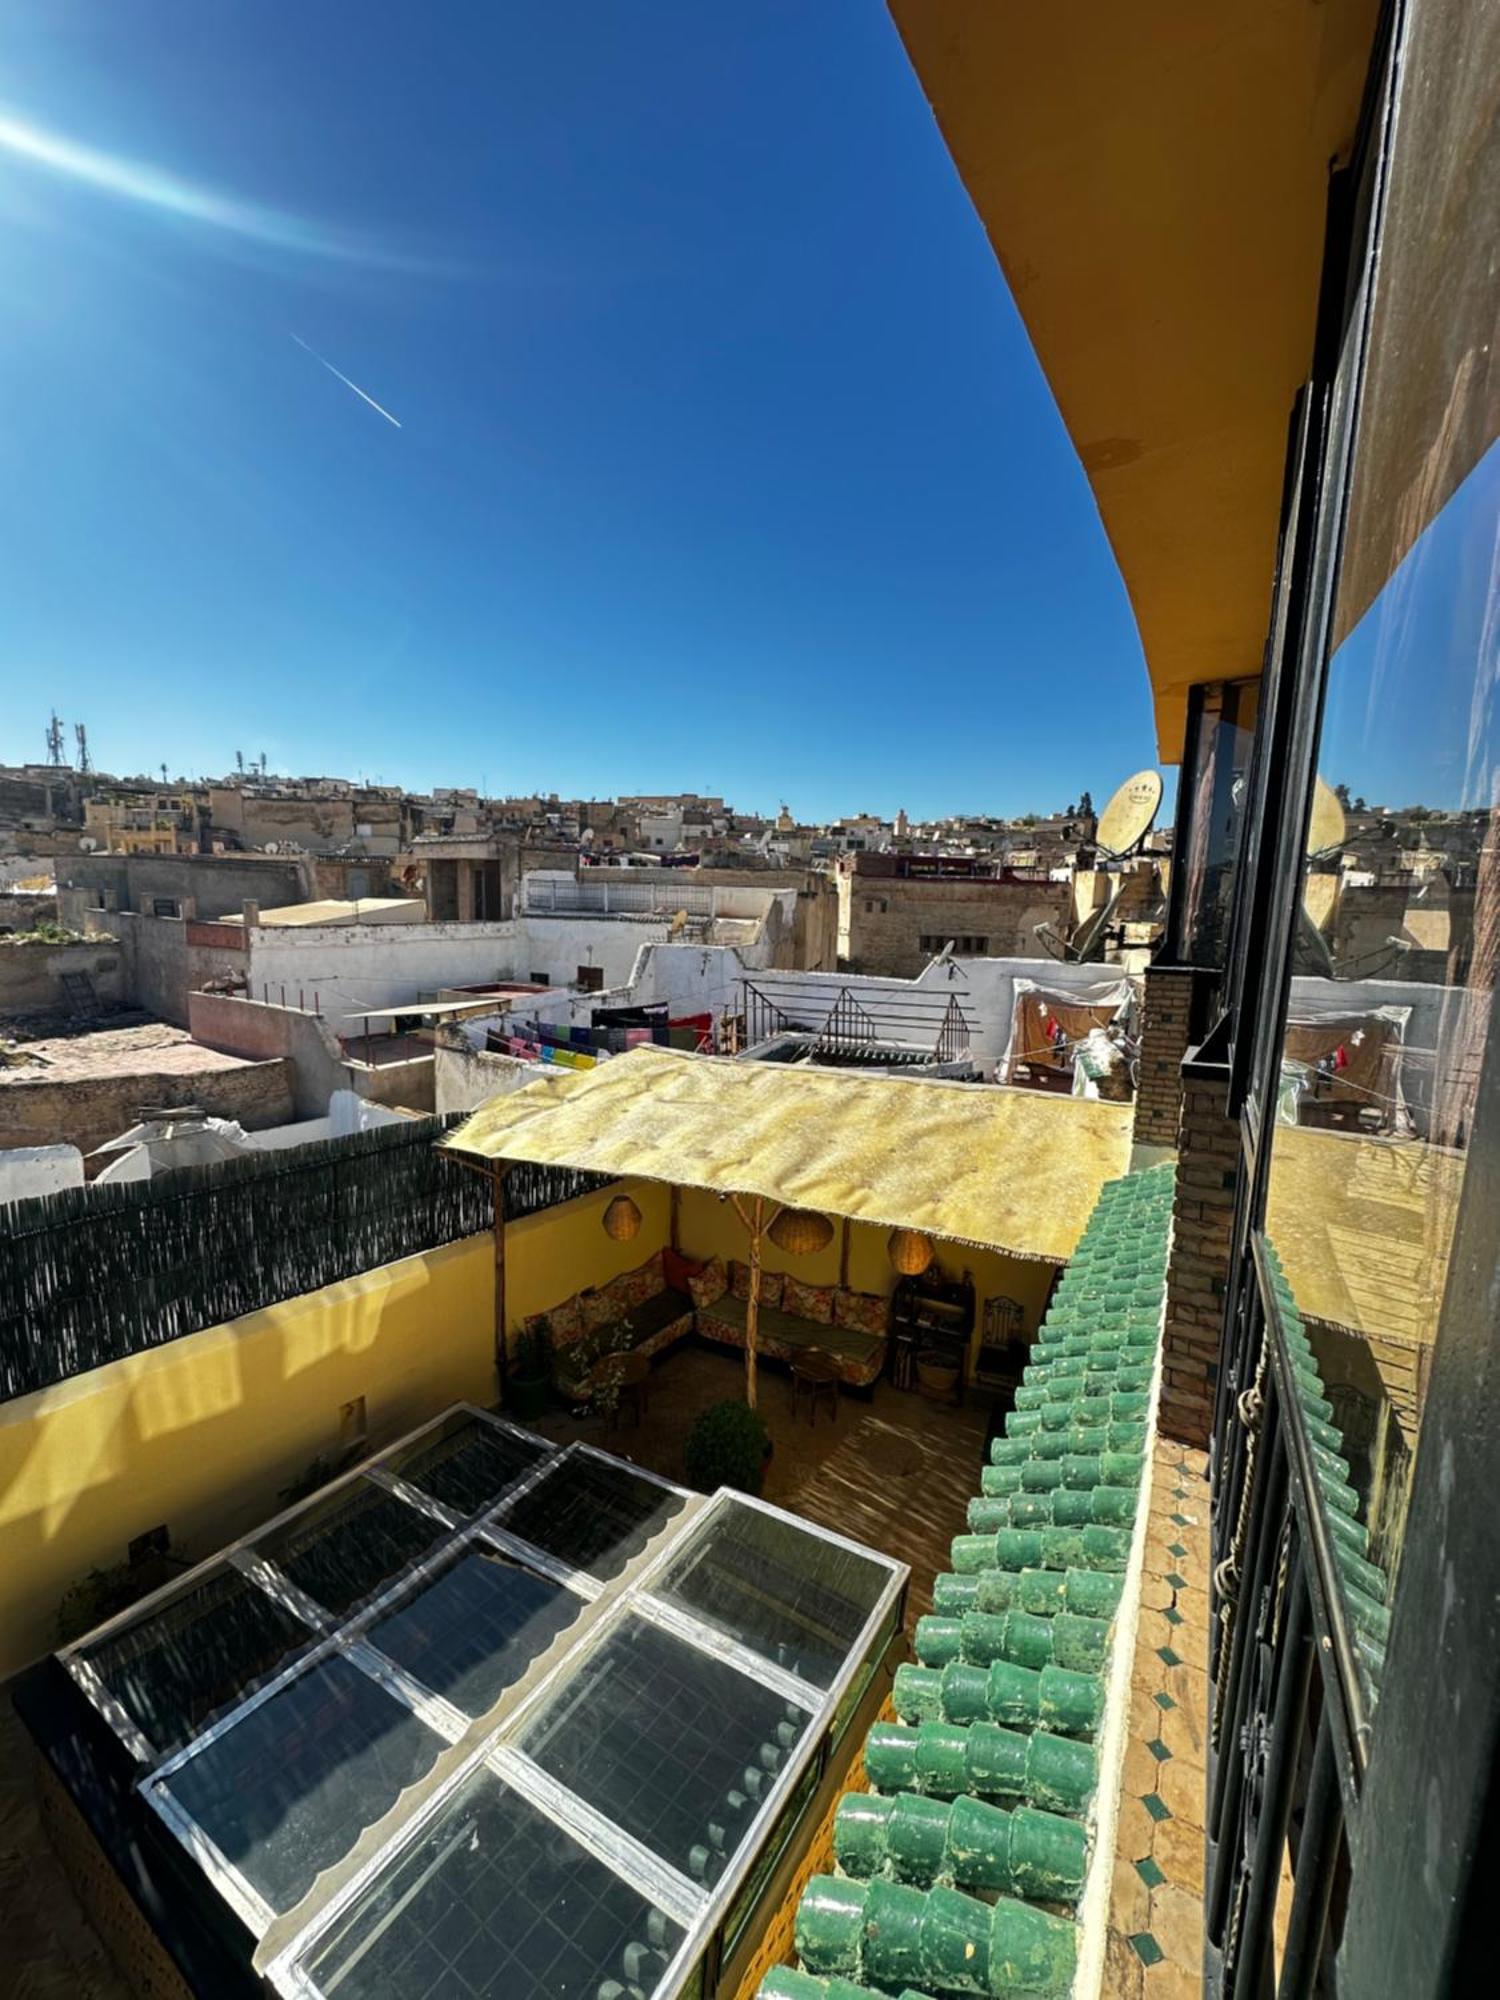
[521,876,715,918]
[1206,1235,1375,1997]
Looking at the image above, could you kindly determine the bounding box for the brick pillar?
[1159,1071,1239,1448]
[1133,964,1196,1147]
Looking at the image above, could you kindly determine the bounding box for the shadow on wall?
[0,1233,494,1678]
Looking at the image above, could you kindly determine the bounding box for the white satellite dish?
[79,836,98,852]
[264,842,280,854]
[1094,770,1163,859]
[1305,777,1347,859]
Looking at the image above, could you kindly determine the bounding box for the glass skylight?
[55,1408,905,2000]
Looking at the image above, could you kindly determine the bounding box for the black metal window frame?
[1205,0,1500,1988]
[1202,2,1404,1993]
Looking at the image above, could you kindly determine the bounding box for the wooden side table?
[610,1351,651,1428]
[790,1350,841,1426]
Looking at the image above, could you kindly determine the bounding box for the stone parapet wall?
[1159,1075,1238,1448]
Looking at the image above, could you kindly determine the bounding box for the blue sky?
[0,1,1153,819]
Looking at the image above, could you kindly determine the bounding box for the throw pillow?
[783,1276,835,1325]
[663,1247,703,1296]
[729,1259,752,1301]
[687,1255,729,1310]
[579,1288,616,1332]
[834,1290,889,1337]
[760,1270,785,1309]
[548,1296,583,1345]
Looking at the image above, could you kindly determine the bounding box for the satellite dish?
[1303,872,1339,932]
[1306,778,1347,859]
[264,841,280,854]
[79,836,98,852]
[1094,770,1163,859]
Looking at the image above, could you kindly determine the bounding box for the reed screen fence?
[0,1119,610,1401]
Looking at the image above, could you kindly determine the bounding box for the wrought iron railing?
[1206,1233,1380,1997]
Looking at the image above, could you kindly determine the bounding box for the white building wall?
[246,921,521,1030]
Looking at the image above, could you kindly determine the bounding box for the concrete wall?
[0,938,124,1015]
[0,1232,492,1674]
[0,1143,85,1200]
[94,909,246,1027]
[0,1054,296,1159]
[246,920,520,1030]
[838,873,1071,976]
[56,851,311,925]
[189,990,348,1116]
[433,1038,550,1115]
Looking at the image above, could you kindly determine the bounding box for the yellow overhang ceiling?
[442,1045,1133,1263]
[887,0,1380,759]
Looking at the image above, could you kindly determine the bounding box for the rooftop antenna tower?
[45,711,65,766]
[260,752,268,776]
[160,762,169,786]
[74,723,91,775]
[236,749,245,775]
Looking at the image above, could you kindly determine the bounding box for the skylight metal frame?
[58,1403,559,1754]
[261,1485,906,2000]
[56,1407,905,2000]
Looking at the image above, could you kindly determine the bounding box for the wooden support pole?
[745,1193,763,1410]
[492,1162,510,1406]
[730,1193,779,1411]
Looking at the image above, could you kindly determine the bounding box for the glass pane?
[386,1412,548,1518]
[301,1766,684,2000]
[365,1547,584,1719]
[1263,0,1500,1700]
[517,1616,809,1884]
[156,1654,443,1917]
[656,1499,890,1688]
[1175,678,1260,969]
[257,1479,446,1617]
[498,1455,685,1582]
[80,1564,313,1757]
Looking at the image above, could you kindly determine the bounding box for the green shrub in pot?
[684,1398,771,1495]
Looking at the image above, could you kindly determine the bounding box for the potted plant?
[684,1398,772,1496]
[509,1321,551,1422]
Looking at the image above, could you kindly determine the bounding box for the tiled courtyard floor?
[1104,1434,1211,2000]
[535,1342,995,1623]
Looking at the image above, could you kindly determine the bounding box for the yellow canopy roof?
[1265,1126,1462,1351]
[442,1046,1133,1262]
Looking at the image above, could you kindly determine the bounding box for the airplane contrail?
[291,334,402,428]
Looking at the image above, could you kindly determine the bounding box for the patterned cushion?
[547,1296,583,1345]
[579,1288,616,1332]
[613,1260,659,1312]
[834,1290,888,1337]
[730,1259,753,1301]
[783,1277,834,1325]
[603,1272,633,1315]
[688,1256,729,1310]
[760,1270,785,1309]
[663,1247,702,1294]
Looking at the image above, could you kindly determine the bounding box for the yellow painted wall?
[676,1188,1057,1373]
[503,1178,671,1339]
[0,1177,1052,1675]
[0,1232,494,1678]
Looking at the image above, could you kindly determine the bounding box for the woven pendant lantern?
[888,1227,935,1276]
[768,1207,834,1256]
[602,1194,642,1243]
